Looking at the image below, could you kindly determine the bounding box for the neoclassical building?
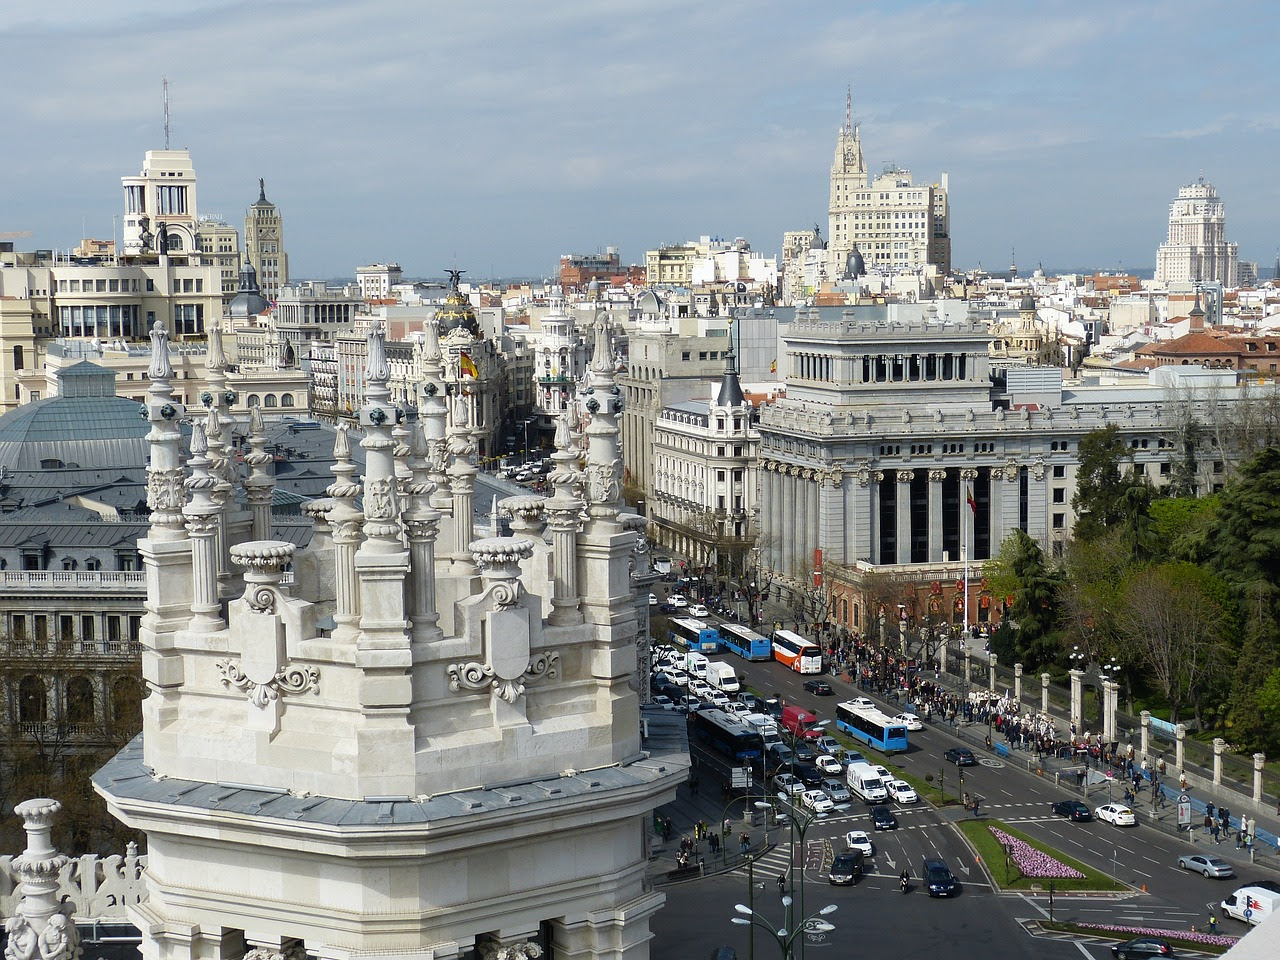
[94,317,683,960]
[757,303,1261,633]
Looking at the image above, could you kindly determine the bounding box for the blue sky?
[4,0,1278,279]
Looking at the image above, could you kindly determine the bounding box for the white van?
[685,652,709,680]
[1221,885,1278,926]
[705,661,740,694]
[846,761,888,803]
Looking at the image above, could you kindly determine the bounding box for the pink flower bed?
[988,826,1085,879]
[1076,923,1238,948]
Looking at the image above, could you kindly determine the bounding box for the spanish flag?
[459,352,479,379]
[966,485,977,515]
[770,358,777,374]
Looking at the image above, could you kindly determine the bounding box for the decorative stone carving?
[448,652,560,705]
[4,800,82,960]
[896,470,914,483]
[146,468,185,511]
[928,469,946,483]
[216,660,319,710]
[477,940,543,960]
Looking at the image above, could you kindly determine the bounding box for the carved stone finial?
[148,320,173,382]
[364,321,390,388]
[207,316,226,372]
[6,799,82,960]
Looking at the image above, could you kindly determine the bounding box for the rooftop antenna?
[845,84,852,135]
[163,76,170,149]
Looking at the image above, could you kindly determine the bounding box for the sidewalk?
[646,776,777,885]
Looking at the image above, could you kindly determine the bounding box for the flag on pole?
[966,485,977,514]
[770,358,777,374]
[459,352,479,379]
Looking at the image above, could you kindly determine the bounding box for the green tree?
[1072,425,1132,542]
[986,530,1062,668]
[1209,446,1280,597]
[1227,582,1280,752]
[1149,494,1219,564]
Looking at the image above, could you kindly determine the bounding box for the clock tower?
[244,179,290,301]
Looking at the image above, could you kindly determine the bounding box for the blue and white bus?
[690,708,764,763]
[835,701,910,754]
[718,623,773,661]
[669,616,721,653]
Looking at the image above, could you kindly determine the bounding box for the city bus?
[689,708,764,763]
[834,701,910,754]
[669,617,721,653]
[718,623,773,661]
[771,629,823,674]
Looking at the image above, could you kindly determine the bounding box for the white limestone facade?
[94,316,683,960]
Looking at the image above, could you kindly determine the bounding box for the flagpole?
[962,486,970,642]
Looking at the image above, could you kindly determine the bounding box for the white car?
[669,595,689,608]
[648,593,658,606]
[688,680,713,698]
[727,701,752,717]
[774,773,805,797]
[815,754,843,776]
[688,604,710,617]
[665,668,688,686]
[891,712,924,731]
[844,830,874,856]
[1095,803,1137,826]
[887,779,919,804]
[873,764,893,783]
[801,789,835,813]
[650,696,677,710]
[848,697,875,710]
[707,692,731,709]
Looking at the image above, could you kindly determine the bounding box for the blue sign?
[1148,716,1177,740]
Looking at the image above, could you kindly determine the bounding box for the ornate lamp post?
[732,902,837,960]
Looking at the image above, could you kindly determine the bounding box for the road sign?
[1177,796,1192,827]
[732,767,752,789]
[1244,908,1253,920]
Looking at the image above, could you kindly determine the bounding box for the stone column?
[1013,662,1023,703]
[1069,669,1084,733]
[243,405,276,542]
[1041,673,1051,714]
[963,649,972,692]
[1175,723,1187,772]
[1254,753,1267,804]
[927,469,945,562]
[545,410,585,626]
[182,422,224,633]
[326,425,363,643]
[959,467,978,569]
[895,470,913,565]
[446,390,480,572]
[807,469,820,559]
[1212,738,1226,786]
[988,652,998,692]
[1140,710,1151,756]
[6,798,82,960]
[404,421,442,639]
[853,469,872,563]
[1101,679,1117,743]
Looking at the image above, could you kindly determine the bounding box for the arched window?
[19,675,47,724]
[111,675,145,729]
[66,676,95,725]
[247,394,261,407]
[264,394,278,408]
[280,394,294,407]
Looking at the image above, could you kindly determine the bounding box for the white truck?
[743,713,781,745]
[705,661,740,694]
[1221,885,1277,926]
[846,761,889,803]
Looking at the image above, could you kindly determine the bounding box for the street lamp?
[757,789,844,960]
[732,902,837,960]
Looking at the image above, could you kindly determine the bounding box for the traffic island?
[955,818,1129,892]
[1035,920,1237,955]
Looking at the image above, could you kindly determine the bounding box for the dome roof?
[229,259,270,319]
[844,246,865,280]
[1019,293,1036,312]
[438,271,481,336]
[0,363,154,471]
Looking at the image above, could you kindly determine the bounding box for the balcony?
[0,571,146,593]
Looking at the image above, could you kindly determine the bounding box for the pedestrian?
[972,797,981,818]
[1208,916,1219,935]
[1206,801,1216,824]
[1204,813,1213,835]
[1236,827,1244,849]
[1210,820,1220,843]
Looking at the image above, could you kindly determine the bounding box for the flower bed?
[988,826,1084,879]
[1075,923,1238,949]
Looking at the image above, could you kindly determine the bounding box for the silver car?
[1176,854,1234,879]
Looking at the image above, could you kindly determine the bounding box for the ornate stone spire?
[544,406,585,624]
[207,315,226,374]
[325,424,363,641]
[404,419,441,639]
[358,322,401,550]
[4,799,82,960]
[446,387,479,571]
[183,421,224,631]
[243,405,276,542]
[144,320,186,540]
[582,309,623,523]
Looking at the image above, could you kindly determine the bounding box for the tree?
[986,530,1063,668]
[1208,446,1280,598]
[1149,494,1219,564]
[1227,581,1280,752]
[1071,425,1133,542]
[1117,562,1231,725]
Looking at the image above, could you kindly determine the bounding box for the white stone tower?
[1154,175,1240,287]
[94,320,685,960]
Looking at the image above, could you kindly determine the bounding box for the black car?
[944,747,977,766]
[763,698,784,719]
[792,762,824,787]
[803,679,834,696]
[922,857,958,897]
[792,740,816,761]
[1052,799,1093,822]
[828,851,864,885]
[1110,937,1174,959]
[870,805,898,830]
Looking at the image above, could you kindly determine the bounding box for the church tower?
[244,180,289,301]
[95,321,684,960]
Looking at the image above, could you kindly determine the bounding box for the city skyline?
[5,0,1280,280]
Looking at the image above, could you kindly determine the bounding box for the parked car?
[890,712,924,731]
[870,805,898,831]
[815,754,843,776]
[944,747,977,766]
[822,778,852,804]
[844,829,875,856]
[922,857,959,897]
[886,779,919,804]
[1177,854,1234,879]
[801,789,835,813]
[828,851,863,885]
[1110,937,1174,959]
[1052,800,1093,822]
[1095,803,1137,827]
[803,678,834,696]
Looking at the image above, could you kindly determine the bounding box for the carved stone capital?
[448,652,560,705]
[896,470,915,483]
[928,469,946,483]
[217,659,319,709]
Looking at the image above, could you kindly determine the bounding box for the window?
[12,345,23,370]
[1053,488,1065,503]
[1053,465,1066,478]
[1052,513,1065,529]
[18,676,47,724]
[66,677,95,725]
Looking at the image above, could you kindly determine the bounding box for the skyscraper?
[1154,176,1239,287]
[244,179,289,301]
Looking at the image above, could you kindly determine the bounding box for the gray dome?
[0,363,152,471]
[229,260,270,319]
[1019,293,1036,312]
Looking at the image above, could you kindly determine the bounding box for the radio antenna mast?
[163,76,170,149]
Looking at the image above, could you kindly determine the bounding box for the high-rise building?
[196,217,242,307]
[1154,176,1239,287]
[825,92,951,278]
[120,150,200,259]
[243,180,289,301]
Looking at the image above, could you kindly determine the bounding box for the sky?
[4,0,1280,280]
